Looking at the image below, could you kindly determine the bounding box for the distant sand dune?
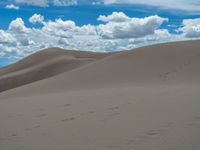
[0,47,110,92]
[0,40,200,150]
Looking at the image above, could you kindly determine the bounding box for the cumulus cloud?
[178,18,200,38]
[0,11,198,65]
[98,12,130,22]
[58,38,69,46]
[29,14,44,24]
[5,4,19,10]
[42,19,76,38]
[97,12,168,39]
[9,18,28,33]
[0,30,16,45]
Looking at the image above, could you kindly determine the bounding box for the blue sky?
[0,0,200,67]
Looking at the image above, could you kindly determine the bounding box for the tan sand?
[0,40,200,150]
[0,47,109,92]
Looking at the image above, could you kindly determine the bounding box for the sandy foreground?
[0,40,200,150]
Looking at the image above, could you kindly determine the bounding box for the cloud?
[97,12,168,39]
[103,0,200,12]
[53,0,77,6]
[42,19,97,38]
[29,14,44,24]
[5,4,19,10]
[0,30,17,45]
[0,11,198,66]
[14,0,77,7]
[178,18,200,38]
[42,19,76,38]
[58,38,69,46]
[4,0,199,11]
[98,12,130,22]
[15,0,48,7]
[9,18,28,33]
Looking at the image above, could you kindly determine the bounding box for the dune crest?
[0,47,110,92]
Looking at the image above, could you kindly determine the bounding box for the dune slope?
[0,40,200,150]
[0,48,109,92]
[1,40,200,97]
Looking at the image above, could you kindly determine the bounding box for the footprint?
[125,139,135,146]
[195,116,200,120]
[88,111,95,114]
[34,125,40,129]
[160,74,168,81]
[106,145,120,150]
[63,104,72,107]
[25,128,31,131]
[164,72,170,75]
[107,112,120,117]
[11,133,17,137]
[173,69,178,73]
[108,106,119,111]
[146,129,160,137]
[61,117,75,122]
[38,113,47,117]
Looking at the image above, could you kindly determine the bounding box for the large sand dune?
[0,48,109,92]
[0,40,200,150]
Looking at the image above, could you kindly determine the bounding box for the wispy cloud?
[15,0,48,7]
[2,0,200,12]
[5,4,19,10]
[103,0,200,12]
[14,0,77,7]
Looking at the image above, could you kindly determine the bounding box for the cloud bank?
[0,12,199,64]
[2,0,199,12]
[103,0,200,12]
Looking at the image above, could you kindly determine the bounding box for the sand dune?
[0,40,200,150]
[1,40,200,97]
[0,47,109,92]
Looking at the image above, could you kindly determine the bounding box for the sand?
[0,40,200,150]
[0,47,109,92]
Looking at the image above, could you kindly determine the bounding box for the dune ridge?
[0,47,110,92]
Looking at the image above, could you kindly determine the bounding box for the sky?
[0,0,200,67]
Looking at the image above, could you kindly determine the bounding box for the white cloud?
[42,19,76,38]
[178,18,200,38]
[5,4,19,10]
[103,0,200,12]
[15,0,48,7]
[58,38,69,46]
[0,12,198,65]
[14,0,77,7]
[0,30,17,45]
[74,24,97,35]
[42,19,97,38]
[53,0,77,6]
[29,14,44,24]
[10,0,200,11]
[98,12,130,22]
[97,13,168,39]
[92,1,102,5]
[9,18,28,33]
